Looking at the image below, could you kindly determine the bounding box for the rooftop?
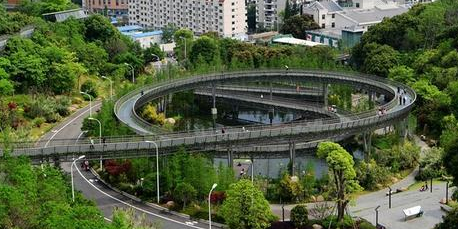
[117,25,143,32]
[131,31,163,38]
[272,36,324,47]
[339,6,408,24]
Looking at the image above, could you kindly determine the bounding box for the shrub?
[322,215,354,229]
[44,113,61,123]
[290,205,308,228]
[81,80,98,99]
[359,221,376,229]
[32,117,46,127]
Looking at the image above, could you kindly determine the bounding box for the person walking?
[90,138,95,149]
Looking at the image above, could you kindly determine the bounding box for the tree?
[84,14,118,42]
[290,205,308,228]
[173,29,193,62]
[363,43,400,77]
[278,174,303,202]
[80,80,98,99]
[443,138,458,186]
[174,182,197,208]
[143,43,165,64]
[280,15,320,39]
[388,65,415,85]
[162,23,178,43]
[0,68,13,95]
[317,142,361,222]
[189,36,218,65]
[435,206,458,229]
[220,179,276,229]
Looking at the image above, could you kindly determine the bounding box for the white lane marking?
[44,102,102,147]
[74,165,203,229]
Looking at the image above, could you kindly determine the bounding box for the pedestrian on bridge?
[90,138,95,149]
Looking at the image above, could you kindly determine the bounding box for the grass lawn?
[407,178,445,191]
[30,123,56,140]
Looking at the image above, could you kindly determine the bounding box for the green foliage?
[162,23,178,43]
[84,14,119,43]
[143,43,165,63]
[19,0,77,16]
[440,114,458,148]
[278,174,303,203]
[140,103,166,125]
[80,80,98,99]
[111,208,160,229]
[434,206,458,229]
[174,182,197,208]
[362,43,399,77]
[356,159,391,190]
[220,179,276,229]
[0,156,110,229]
[0,7,35,35]
[189,36,219,65]
[321,215,354,229]
[290,205,308,228]
[443,139,458,186]
[375,141,420,172]
[81,100,133,137]
[317,142,361,222]
[388,65,415,85]
[280,15,319,39]
[416,147,446,180]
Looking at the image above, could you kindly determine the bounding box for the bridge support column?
[323,83,328,108]
[289,141,296,175]
[227,147,233,167]
[368,91,374,109]
[363,131,372,160]
[100,156,103,171]
[397,118,408,141]
[211,83,217,131]
[270,82,273,102]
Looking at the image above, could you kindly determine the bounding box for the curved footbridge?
[3,69,415,161]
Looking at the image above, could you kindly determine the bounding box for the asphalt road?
[37,101,102,147]
[39,101,215,228]
[61,162,210,229]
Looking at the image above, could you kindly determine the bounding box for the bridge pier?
[397,118,408,141]
[363,131,372,159]
[368,91,374,109]
[289,141,296,175]
[227,147,233,167]
[322,83,328,108]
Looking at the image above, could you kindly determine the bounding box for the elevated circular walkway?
[3,69,415,161]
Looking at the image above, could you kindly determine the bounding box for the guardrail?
[119,69,408,135]
[1,69,415,158]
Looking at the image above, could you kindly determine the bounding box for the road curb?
[89,168,227,228]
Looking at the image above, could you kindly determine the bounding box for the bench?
[403,206,423,221]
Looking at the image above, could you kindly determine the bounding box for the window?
[321,23,325,28]
[332,14,335,18]
[322,14,325,20]
[356,3,360,8]
[331,22,335,28]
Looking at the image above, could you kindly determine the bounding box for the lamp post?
[71,155,85,202]
[145,141,160,204]
[75,130,88,145]
[80,91,93,117]
[388,187,392,209]
[446,180,449,205]
[101,76,113,100]
[88,117,101,144]
[208,183,217,229]
[246,159,254,183]
[375,205,380,226]
[124,63,135,83]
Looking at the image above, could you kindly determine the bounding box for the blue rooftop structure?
[131,31,163,38]
[117,25,143,33]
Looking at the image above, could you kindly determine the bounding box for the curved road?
[34,101,216,228]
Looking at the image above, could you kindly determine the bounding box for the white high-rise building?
[128,0,247,38]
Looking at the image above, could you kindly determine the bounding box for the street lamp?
[375,205,380,226]
[101,76,113,100]
[145,140,160,204]
[208,183,217,229]
[71,155,85,202]
[88,117,101,144]
[124,63,135,83]
[246,159,254,183]
[388,187,392,209]
[80,91,93,117]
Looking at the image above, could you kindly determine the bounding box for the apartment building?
[128,0,247,38]
[83,0,128,16]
